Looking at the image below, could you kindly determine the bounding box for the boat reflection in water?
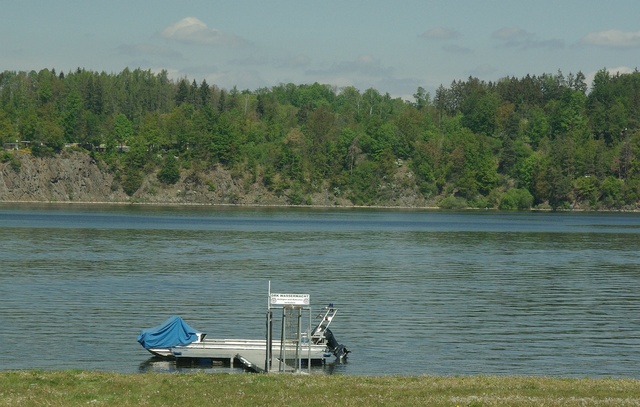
[138,356,348,374]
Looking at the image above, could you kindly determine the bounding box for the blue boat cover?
[137,316,200,349]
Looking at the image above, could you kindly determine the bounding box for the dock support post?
[265,310,272,373]
[279,307,287,372]
[296,307,302,371]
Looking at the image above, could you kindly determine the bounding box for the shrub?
[499,188,534,210]
[437,196,468,209]
[123,170,144,196]
[31,144,56,157]
[157,155,180,185]
[1,151,21,171]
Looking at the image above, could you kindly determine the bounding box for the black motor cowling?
[324,328,349,361]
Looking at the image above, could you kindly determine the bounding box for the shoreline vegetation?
[2,199,640,213]
[2,371,640,406]
[2,68,640,211]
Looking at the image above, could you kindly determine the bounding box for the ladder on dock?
[310,306,337,343]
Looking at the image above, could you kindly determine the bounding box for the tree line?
[1,67,639,209]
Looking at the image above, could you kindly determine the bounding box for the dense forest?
[1,67,640,209]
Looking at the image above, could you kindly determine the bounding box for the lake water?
[1,203,640,377]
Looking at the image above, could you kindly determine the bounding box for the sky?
[2,1,640,99]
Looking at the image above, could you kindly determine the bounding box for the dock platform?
[167,338,321,373]
[233,350,303,373]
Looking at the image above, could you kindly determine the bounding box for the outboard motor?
[324,328,350,362]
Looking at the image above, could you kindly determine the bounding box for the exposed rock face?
[0,151,127,203]
[0,151,292,206]
[0,150,428,207]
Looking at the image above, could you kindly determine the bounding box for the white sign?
[270,293,310,307]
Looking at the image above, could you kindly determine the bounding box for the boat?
[137,304,349,372]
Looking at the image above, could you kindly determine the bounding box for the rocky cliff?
[0,151,299,206]
[0,151,128,203]
[0,150,429,207]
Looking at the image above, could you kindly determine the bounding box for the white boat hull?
[147,338,330,365]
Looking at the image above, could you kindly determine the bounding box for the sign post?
[266,283,311,373]
[269,293,310,307]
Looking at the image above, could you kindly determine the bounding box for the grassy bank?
[1,371,640,406]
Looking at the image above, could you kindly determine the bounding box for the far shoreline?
[3,199,640,212]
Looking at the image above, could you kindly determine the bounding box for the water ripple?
[1,206,640,376]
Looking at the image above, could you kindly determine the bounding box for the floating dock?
[168,338,326,373]
[139,284,349,373]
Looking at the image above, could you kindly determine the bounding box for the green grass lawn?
[2,371,639,406]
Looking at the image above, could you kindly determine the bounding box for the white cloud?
[581,29,640,48]
[150,67,182,81]
[420,27,460,40]
[161,17,246,47]
[584,66,636,89]
[606,66,636,75]
[492,27,564,50]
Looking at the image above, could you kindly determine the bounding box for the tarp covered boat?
[137,315,201,349]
